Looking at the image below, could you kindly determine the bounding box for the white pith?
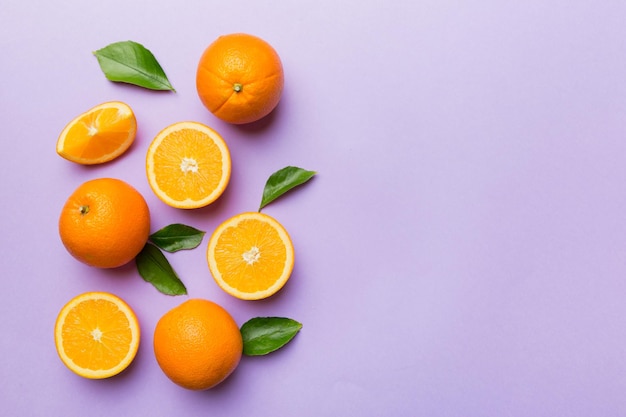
[91,328,103,342]
[180,157,199,173]
[242,246,261,265]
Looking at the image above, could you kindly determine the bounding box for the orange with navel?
[58,178,150,268]
[196,33,284,124]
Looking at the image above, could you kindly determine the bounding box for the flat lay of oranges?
[54,33,298,390]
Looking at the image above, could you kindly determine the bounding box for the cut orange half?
[146,121,231,209]
[56,101,137,165]
[207,212,295,300]
[54,292,140,379]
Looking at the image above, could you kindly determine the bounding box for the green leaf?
[241,317,302,356]
[259,166,316,210]
[135,243,187,295]
[93,40,175,91]
[149,223,206,253]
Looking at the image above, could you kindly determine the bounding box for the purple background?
[2,0,626,415]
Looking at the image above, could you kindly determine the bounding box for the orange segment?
[207,212,295,300]
[56,101,137,165]
[146,121,231,209]
[54,292,140,379]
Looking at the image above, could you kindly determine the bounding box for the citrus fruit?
[54,291,140,379]
[153,298,242,390]
[196,33,284,124]
[58,178,150,268]
[146,121,231,209]
[56,101,137,165]
[207,212,295,300]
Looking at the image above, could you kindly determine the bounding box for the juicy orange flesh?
[152,128,224,202]
[213,218,287,292]
[62,108,133,159]
[61,299,133,371]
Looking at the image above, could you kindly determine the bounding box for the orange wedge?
[207,212,295,300]
[54,292,140,379]
[56,101,137,165]
[146,121,231,209]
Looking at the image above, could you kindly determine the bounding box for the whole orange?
[58,178,150,268]
[153,299,243,390]
[196,33,284,124]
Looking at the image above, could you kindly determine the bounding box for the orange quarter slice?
[207,212,295,300]
[54,292,140,379]
[56,101,137,164]
[146,121,231,209]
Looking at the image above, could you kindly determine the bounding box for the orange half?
[54,292,140,379]
[56,101,137,165]
[207,212,295,300]
[146,121,231,209]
